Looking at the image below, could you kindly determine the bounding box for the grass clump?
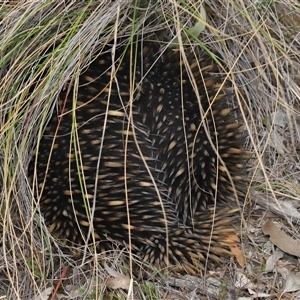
[0,0,300,299]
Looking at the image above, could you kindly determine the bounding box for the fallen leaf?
[104,262,131,290]
[265,249,284,273]
[33,287,53,300]
[104,262,128,279]
[262,221,300,257]
[225,233,246,267]
[277,267,300,293]
[234,272,253,289]
[106,277,132,290]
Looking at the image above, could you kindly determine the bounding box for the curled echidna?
[29,38,246,274]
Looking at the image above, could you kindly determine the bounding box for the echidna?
[29,38,246,274]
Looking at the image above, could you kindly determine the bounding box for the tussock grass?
[0,0,299,299]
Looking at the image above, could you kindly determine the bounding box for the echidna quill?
[29,39,247,274]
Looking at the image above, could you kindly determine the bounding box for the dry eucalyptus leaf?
[106,277,132,290]
[254,192,300,224]
[33,287,53,300]
[225,233,246,266]
[104,262,131,290]
[262,220,300,257]
[104,262,128,279]
[284,272,300,293]
[234,272,253,289]
[277,267,300,293]
[265,249,284,273]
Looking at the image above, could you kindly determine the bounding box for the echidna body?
[30,40,246,274]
